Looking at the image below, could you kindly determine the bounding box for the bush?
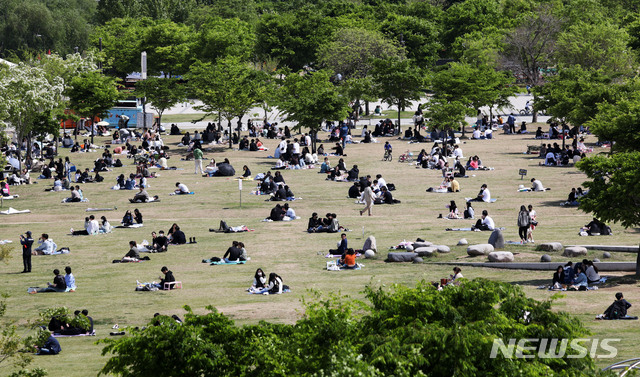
[99,279,611,377]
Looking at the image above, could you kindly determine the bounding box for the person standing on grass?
[528,204,537,243]
[193,146,203,174]
[517,205,531,244]
[20,231,34,273]
[360,181,375,216]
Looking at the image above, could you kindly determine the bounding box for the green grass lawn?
[2,125,639,376]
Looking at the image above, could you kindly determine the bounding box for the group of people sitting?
[580,218,612,236]
[122,209,143,227]
[307,212,343,233]
[267,203,297,221]
[202,158,236,177]
[444,201,475,219]
[329,233,359,269]
[248,268,286,294]
[71,215,113,235]
[62,185,85,202]
[550,260,601,290]
[238,135,268,151]
[562,187,586,206]
[539,142,587,166]
[36,266,76,292]
[255,171,295,200]
[272,136,320,169]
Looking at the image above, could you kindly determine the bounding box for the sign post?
[238,179,242,208]
[519,169,527,180]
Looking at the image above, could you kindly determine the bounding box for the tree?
[189,57,262,148]
[141,20,195,77]
[195,17,255,63]
[370,57,425,132]
[100,280,601,376]
[275,69,350,152]
[0,64,64,171]
[380,14,442,68]
[92,18,152,80]
[67,71,121,143]
[555,21,634,76]
[430,62,516,136]
[577,153,640,275]
[451,28,505,68]
[135,77,187,127]
[502,7,561,87]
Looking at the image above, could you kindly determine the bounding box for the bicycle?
[398,150,413,163]
[382,149,393,161]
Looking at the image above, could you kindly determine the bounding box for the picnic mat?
[0,207,31,215]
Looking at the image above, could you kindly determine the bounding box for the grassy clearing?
[2,125,639,376]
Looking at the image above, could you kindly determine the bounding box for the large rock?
[386,252,417,262]
[434,245,451,253]
[562,246,588,257]
[413,257,424,264]
[538,242,563,252]
[540,254,552,262]
[362,236,377,253]
[488,251,514,262]
[404,244,414,252]
[413,241,433,249]
[487,229,505,249]
[457,238,468,246]
[593,258,600,263]
[603,252,612,259]
[364,249,376,259]
[467,244,494,256]
[415,247,437,257]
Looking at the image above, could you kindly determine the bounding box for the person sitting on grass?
[269,204,285,221]
[569,266,588,290]
[174,182,190,195]
[122,210,134,227]
[551,265,565,290]
[100,216,113,233]
[151,231,168,252]
[263,273,284,294]
[248,268,267,293]
[223,241,244,262]
[131,186,150,203]
[34,234,57,255]
[134,209,143,224]
[600,292,634,320]
[123,241,141,261]
[339,249,357,269]
[463,202,475,219]
[71,215,99,236]
[64,266,76,291]
[40,269,67,292]
[471,210,495,231]
[35,334,61,355]
[468,184,490,202]
[307,212,323,232]
[167,224,186,245]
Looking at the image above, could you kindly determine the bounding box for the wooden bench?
[164,281,182,290]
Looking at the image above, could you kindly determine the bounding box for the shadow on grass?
[509,277,551,286]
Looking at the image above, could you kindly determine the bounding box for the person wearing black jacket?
[159,266,176,290]
[348,182,360,198]
[223,241,243,262]
[269,204,285,221]
[307,212,323,232]
[20,231,34,273]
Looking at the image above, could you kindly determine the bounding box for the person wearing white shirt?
[375,174,387,189]
[472,129,482,139]
[304,134,311,147]
[484,128,493,139]
[283,203,296,219]
[472,210,495,231]
[530,178,544,191]
[468,184,491,202]
[453,145,463,159]
[87,216,100,235]
[174,182,190,194]
[34,234,57,255]
[292,139,301,156]
[64,266,76,290]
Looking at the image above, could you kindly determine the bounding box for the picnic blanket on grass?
[169,192,195,196]
[0,207,31,215]
[326,260,363,271]
[446,227,506,231]
[115,223,144,229]
[464,198,498,203]
[202,258,246,265]
[0,194,19,199]
[53,331,96,337]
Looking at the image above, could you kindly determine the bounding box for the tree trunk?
[26,132,33,164]
[397,100,402,135]
[228,119,233,149]
[237,115,244,139]
[311,128,317,154]
[532,110,538,123]
[365,101,370,116]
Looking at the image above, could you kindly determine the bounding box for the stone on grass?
[593,258,600,263]
[538,242,563,252]
[434,245,451,253]
[457,238,468,246]
[386,252,416,262]
[415,246,436,257]
[487,229,505,249]
[540,254,552,262]
[603,252,612,259]
[413,241,433,248]
[413,257,424,264]
[362,236,377,253]
[467,244,494,256]
[562,246,588,257]
[488,251,514,262]
[404,244,414,252]
[364,249,376,259]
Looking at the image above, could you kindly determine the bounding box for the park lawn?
[2,124,639,376]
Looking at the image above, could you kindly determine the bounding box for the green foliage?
[379,14,442,67]
[0,293,45,375]
[95,0,196,24]
[142,21,195,77]
[442,0,503,51]
[317,27,403,80]
[35,307,90,333]
[100,280,603,377]
[135,77,187,125]
[555,21,635,75]
[67,71,122,120]
[425,98,468,131]
[194,17,255,63]
[370,57,425,127]
[274,69,350,133]
[535,66,624,127]
[0,244,13,264]
[451,27,505,67]
[0,0,96,58]
[188,56,264,126]
[577,153,640,228]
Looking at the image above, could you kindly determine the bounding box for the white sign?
[238,179,242,191]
